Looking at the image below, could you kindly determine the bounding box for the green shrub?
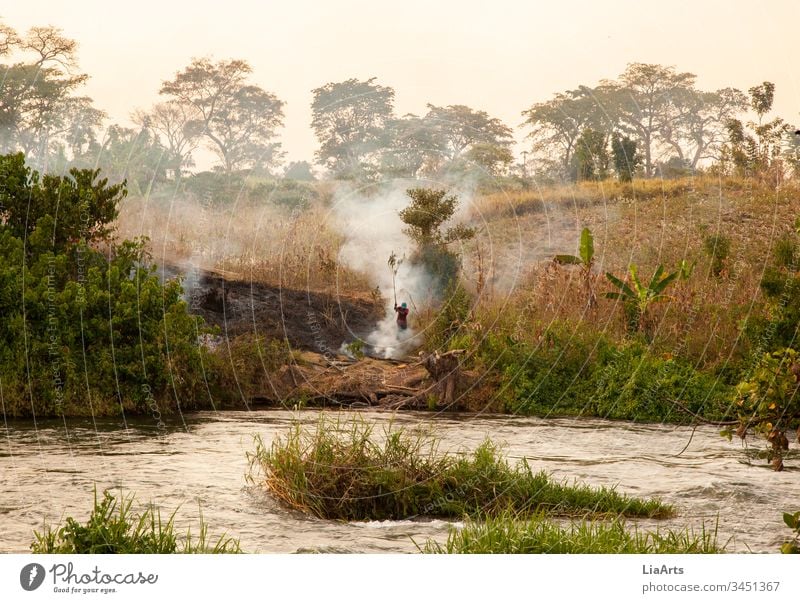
[704,234,731,277]
[473,323,731,422]
[31,490,241,554]
[0,153,213,417]
[247,416,672,521]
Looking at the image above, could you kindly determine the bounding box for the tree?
[572,128,609,181]
[727,348,800,471]
[723,82,787,176]
[424,104,513,163]
[311,77,395,179]
[0,22,18,56]
[132,101,202,179]
[380,114,441,178]
[399,188,475,291]
[658,88,748,169]
[614,63,697,177]
[611,133,640,182]
[283,161,316,181]
[160,58,285,173]
[0,152,210,417]
[522,85,616,180]
[0,24,100,168]
[83,125,168,195]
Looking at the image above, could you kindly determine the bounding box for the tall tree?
[614,63,697,176]
[160,58,284,173]
[132,101,202,179]
[311,77,395,179]
[658,88,748,169]
[611,133,640,182]
[724,82,787,176]
[380,114,441,178]
[522,85,616,179]
[424,104,513,161]
[572,128,609,181]
[0,24,99,167]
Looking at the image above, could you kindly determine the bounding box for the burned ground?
[160,263,383,353]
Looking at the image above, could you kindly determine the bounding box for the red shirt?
[395,306,409,325]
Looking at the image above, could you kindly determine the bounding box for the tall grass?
[421,512,723,554]
[31,490,242,554]
[247,415,672,521]
[116,194,371,294]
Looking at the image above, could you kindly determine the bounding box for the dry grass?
[115,193,372,294]
[459,176,800,372]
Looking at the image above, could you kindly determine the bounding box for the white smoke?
[331,182,440,358]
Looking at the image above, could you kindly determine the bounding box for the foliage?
[160,58,285,173]
[611,133,640,182]
[424,104,513,160]
[605,264,678,335]
[781,511,800,554]
[421,512,722,554]
[131,101,203,179]
[723,82,787,177]
[554,227,597,309]
[522,64,747,180]
[205,334,291,405]
[283,160,316,181]
[0,22,104,167]
[0,152,124,250]
[572,128,609,181]
[703,234,731,277]
[74,124,168,195]
[31,490,241,553]
[0,153,212,417]
[477,325,731,422]
[399,188,475,292]
[428,280,473,349]
[247,416,672,521]
[310,77,395,179]
[725,348,800,471]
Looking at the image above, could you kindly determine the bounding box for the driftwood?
[251,349,469,410]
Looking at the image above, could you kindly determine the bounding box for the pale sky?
[4,0,800,165]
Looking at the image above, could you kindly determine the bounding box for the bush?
[31,490,241,554]
[247,416,672,521]
[704,234,731,277]
[0,153,213,417]
[472,323,731,422]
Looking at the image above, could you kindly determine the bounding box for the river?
[1,410,797,553]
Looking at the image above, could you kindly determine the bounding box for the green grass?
[421,513,723,554]
[31,489,242,554]
[247,415,673,521]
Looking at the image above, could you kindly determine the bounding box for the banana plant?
[605,264,678,334]
[554,227,597,309]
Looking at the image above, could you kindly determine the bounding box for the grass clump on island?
[32,490,242,554]
[247,415,672,521]
[421,513,723,554]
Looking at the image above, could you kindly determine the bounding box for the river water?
[1,410,797,553]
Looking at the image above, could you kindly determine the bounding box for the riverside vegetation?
[4,148,800,471]
[247,416,671,521]
[31,490,242,554]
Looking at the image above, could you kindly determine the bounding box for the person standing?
[394,302,409,330]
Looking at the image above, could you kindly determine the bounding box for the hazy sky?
[4,1,800,165]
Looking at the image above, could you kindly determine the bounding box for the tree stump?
[423,349,465,407]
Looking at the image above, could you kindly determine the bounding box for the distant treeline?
[2,18,798,189]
